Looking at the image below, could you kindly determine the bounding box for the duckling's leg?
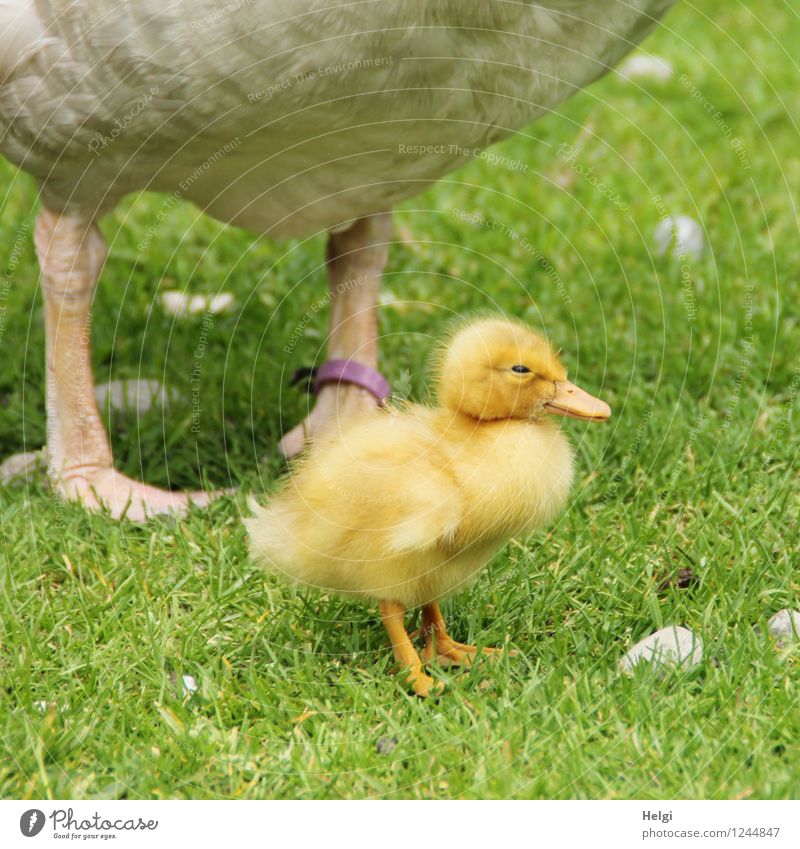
[420,602,510,667]
[35,207,221,521]
[379,600,443,698]
[278,212,392,457]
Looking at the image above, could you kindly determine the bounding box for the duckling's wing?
[381,466,462,555]
[302,418,464,557]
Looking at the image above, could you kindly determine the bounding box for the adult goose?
[0,0,673,520]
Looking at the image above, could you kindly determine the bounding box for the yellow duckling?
[247,318,610,696]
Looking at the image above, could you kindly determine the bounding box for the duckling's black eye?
[511,364,531,374]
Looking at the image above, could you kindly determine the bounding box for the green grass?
[1,0,799,799]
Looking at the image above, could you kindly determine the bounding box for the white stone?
[181,674,198,696]
[618,54,674,82]
[767,609,800,645]
[160,290,236,317]
[0,451,45,484]
[620,625,703,672]
[207,293,235,314]
[376,735,398,754]
[654,215,705,260]
[378,289,401,308]
[160,290,189,316]
[95,379,169,415]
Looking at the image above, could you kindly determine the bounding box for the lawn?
[1,0,799,799]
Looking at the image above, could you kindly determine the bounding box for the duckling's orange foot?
[421,639,514,668]
[405,668,445,698]
[419,602,517,669]
[421,637,475,668]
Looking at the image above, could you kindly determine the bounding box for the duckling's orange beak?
[545,380,611,422]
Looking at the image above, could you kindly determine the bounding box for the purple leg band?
[313,359,391,403]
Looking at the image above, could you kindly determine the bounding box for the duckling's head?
[435,318,611,423]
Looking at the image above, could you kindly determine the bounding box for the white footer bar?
[1,799,797,848]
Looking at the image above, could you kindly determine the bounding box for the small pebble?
[378,289,401,308]
[95,379,169,415]
[378,291,433,314]
[658,568,698,592]
[618,54,674,82]
[620,625,703,672]
[767,609,800,646]
[654,215,705,260]
[375,735,398,755]
[181,674,198,697]
[207,293,236,314]
[160,290,236,317]
[0,451,45,485]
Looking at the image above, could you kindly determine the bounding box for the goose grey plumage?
[0,0,673,519]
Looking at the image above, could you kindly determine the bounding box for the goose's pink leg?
[35,207,221,521]
[278,212,391,458]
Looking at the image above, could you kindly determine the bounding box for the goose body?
[0,1,670,522]
[0,1,672,235]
